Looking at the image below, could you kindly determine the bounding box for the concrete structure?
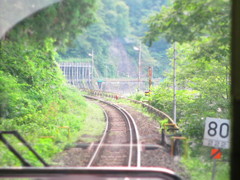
[59,62,93,88]
[59,62,160,94]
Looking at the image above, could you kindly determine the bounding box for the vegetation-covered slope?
[0,0,99,166]
[59,0,170,79]
[141,0,230,179]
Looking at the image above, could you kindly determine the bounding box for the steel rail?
[81,88,179,129]
[119,107,141,167]
[87,109,109,167]
[106,102,134,167]
[84,95,141,167]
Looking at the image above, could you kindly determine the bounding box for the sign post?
[203,117,230,149]
[203,117,230,180]
[210,149,222,180]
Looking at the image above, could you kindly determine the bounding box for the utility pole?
[133,43,142,91]
[88,50,94,80]
[138,43,142,91]
[148,66,153,91]
[173,42,177,123]
[91,49,94,80]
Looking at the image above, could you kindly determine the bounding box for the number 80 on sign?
[203,117,230,149]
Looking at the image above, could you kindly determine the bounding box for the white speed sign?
[203,117,230,149]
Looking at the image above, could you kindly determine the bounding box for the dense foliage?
[0,39,90,166]
[143,0,230,179]
[0,0,99,166]
[59,0,170,78]
[0,0,231,176]
[5,0,98,47]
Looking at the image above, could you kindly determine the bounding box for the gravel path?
[118,104,190,179]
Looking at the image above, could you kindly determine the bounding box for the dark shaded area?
[231,0,240,179]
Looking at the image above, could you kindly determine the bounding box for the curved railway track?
[85,96,141,167]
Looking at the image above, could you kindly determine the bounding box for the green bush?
[181,157,230,180]
[0,40,90,167]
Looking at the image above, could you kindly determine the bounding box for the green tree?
[144,0,231,138]
[5,0,98,47]
[145,0,230,44]
[0,0,102,167]
[59,0,131,77]
[59,0,170,78]
[143,1,231,178]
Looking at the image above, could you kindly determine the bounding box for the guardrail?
[81,89,178,127]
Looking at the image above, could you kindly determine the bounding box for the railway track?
[85,96,141,167]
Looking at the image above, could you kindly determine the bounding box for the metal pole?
[91,49,94,80]
[81,66,84,80]
[88,64,90,82]
[212,159,217,180]
[67,63,70,83]
[148,66,152,91]
[83,67,85,79]
[173,42,177,123]
[76,64,79,87]
[138,43,142,91]
[73,64,76,86]
[70,62,73,85]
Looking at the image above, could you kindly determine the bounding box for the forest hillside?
[59,0,169,79]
